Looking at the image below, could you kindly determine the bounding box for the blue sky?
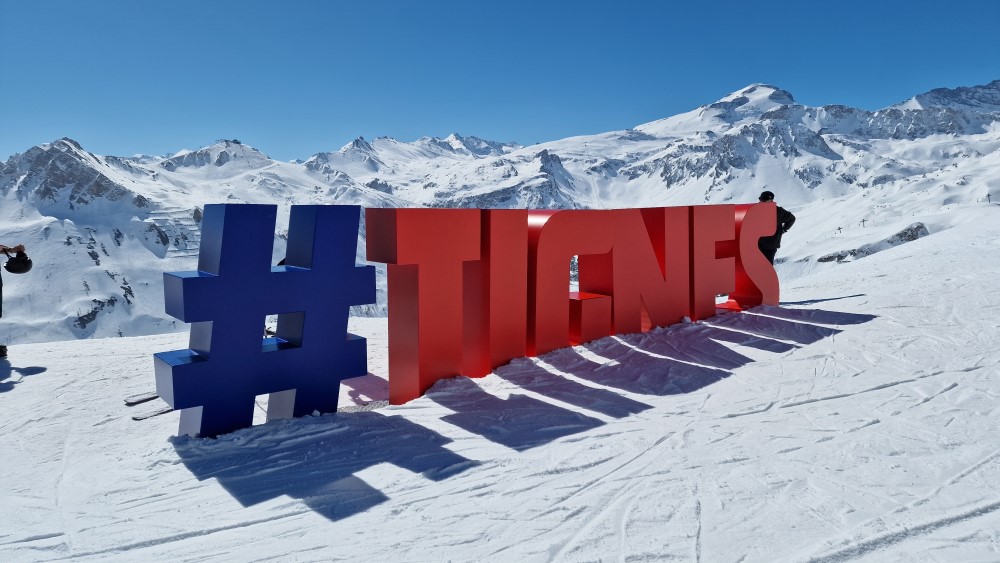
[2,0,998,161]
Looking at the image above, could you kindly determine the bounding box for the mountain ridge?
[1,79,998,343]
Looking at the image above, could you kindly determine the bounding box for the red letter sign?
[690,205,736,321]
[731,202,779,307]
[463,210,529,377]
[368,203,782,405]
[528,210,615,356]
[366,208,480,404]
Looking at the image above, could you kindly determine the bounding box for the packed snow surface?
[2,207,999,561]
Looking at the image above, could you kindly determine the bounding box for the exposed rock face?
[432,149,583,209]
[1,139,140,210]
[818,223,930,263]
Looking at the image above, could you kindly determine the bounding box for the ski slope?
[2,204,998,561]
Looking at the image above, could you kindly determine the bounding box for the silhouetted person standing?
[756,191,795,265]
[0,243,28,358]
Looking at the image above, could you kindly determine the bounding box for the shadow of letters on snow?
[419,306,875,451]
[0,360,47,393]
[172,411,477,522]
[171,305,875,522]
[495,358,653,419]
[779,294,867,307]
[427,377,606,451]
[499,306,873,398]
[341,373,390,406]
[706,310,842,345]
[748,305,877,326]
[537,341,732,396]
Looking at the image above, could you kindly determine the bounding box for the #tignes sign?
[154,203,778,437]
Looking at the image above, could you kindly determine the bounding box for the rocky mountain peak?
[341,136,375,154]
[891,79,1000,112]
[444,133,520,157]
[159,140,270,171]
[1,138,148,214]
[53,137,86,152]
[707,84,797,121]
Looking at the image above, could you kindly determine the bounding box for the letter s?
[732,202,779,307]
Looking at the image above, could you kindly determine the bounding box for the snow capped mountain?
[6,138,153,219]
[158,139,273,172]
[304,136,385,177]
[303,134,521,178]
[892,79,1000,111]
[442,133,521,157]
[1,80,998,343]
[0,138,403,343]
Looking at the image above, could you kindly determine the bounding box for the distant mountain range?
[1,80,998,343]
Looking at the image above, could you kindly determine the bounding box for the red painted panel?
[528,210,614,355]
[731,202,780,307]
[366,208,481,404]
[690,205,735,321]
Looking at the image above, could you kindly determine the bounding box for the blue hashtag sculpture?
[154,204,376,437]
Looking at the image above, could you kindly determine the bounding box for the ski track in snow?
[2,220,1000,561]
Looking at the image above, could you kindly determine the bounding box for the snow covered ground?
[2,205,999,561]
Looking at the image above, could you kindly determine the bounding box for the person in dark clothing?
[756,191,795,265]
[0,243,27,358]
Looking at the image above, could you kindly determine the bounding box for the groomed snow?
[2,207,999,561]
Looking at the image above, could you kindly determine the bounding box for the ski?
[131,405,174,421]
[124,392,159,407]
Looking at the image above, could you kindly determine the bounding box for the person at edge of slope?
[757,191,795,266]
[0,243,27,359]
